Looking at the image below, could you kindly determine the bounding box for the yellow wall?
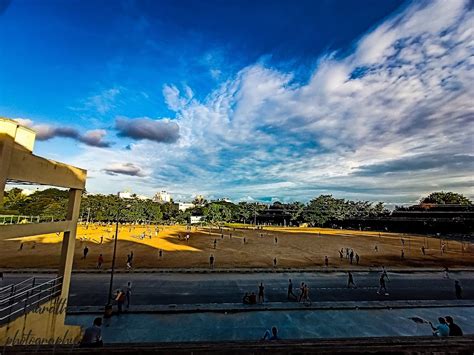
[0,297,82,346]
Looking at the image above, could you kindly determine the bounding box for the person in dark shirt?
[80,317,103,347]
[249,292,257,304]
[287,279,297,300]
[83,246,89,259]
[445,316,463,336]
[258,283,265,303]
[261,326,279,341]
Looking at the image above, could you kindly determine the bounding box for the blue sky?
[1,0,473,204]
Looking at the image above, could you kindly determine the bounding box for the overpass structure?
[0,117,87,346]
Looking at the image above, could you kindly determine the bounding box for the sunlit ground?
[0,224,472,269]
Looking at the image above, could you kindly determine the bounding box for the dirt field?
[1,224,473,269]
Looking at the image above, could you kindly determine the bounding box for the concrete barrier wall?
[0,297,82,347]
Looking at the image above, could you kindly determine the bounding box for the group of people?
[338,248,360,265]
[287,279,311,304]
[113,281,133,314]
[429,316,463,337]
[243,282,266,304]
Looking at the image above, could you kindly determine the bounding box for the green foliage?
[420,191,471,205]
[5,187,467,227]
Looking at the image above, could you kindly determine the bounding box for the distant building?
[190,216,204,224]
[176,202,195,211]
[118,191,133,199]
[118,191,148,200]
[153,190,172,204]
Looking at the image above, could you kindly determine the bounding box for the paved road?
[2,271,472,306]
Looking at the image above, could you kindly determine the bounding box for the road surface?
[1,271,472,306]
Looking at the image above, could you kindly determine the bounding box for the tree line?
[1,188,471,227]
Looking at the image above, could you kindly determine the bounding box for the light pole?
[105,203,130,316]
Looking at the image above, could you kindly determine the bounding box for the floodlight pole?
[107,207,121,306]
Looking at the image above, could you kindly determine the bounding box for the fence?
[0,215,55,225]
[0,276,63,325]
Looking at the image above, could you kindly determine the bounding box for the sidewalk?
[67,299,474,315]
[65,304,474,343]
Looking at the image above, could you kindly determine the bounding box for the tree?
[303,195,343,226]
[286,202,305,224]
[420,192,471,205]
[3,188,30,211]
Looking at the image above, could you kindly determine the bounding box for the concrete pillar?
[0,135,14,207]
[58,188,82,300]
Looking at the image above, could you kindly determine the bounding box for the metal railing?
[0,276,63,325]
[0,277,36,300]
[0,215,56,225]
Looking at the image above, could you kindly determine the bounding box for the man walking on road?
[258,282,265,303]
[126,282,132,309]
[347,271,356,288]
[287,279,297,300]
[378,273,389,295]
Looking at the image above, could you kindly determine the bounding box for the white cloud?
[72,0,474,203]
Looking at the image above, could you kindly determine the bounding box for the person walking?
[213,239,217,249]
[273,257,277,267]
[298,282,305,302]
[421,245,426,255]
[324,256,329,267]
[126,254,132,269]
[97,254,104,269]
[287,279,297,300]
[83,246,89,259]
[115,289,125,314]
[339,249,343,259]
[258,282,265,303]
[209,254,215,269]
[444,266,450,279]
[302,284,311,305]
[355,253,360,265]
[126,282,132,309]
[378,273,388,295]
[347,271,356,288]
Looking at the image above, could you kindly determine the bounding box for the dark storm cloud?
[115,117,180,143]
[103,163,145,177]
[21,121,111,147]
[352,154,474,176]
